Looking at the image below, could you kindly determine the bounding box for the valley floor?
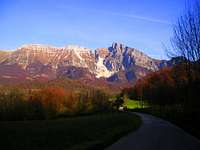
[0,112,141,150]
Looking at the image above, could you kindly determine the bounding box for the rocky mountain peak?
[0,42,177,83]
[109,42,126,54]
[111,42,125,50]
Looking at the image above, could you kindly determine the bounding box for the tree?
[0,88,27,120]
[39,87,67,118]
[169,1,200,107]
[170,1,200,64]
[113,95,124,110]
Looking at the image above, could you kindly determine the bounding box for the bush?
[112,95,124,110]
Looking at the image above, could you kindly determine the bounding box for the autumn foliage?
[0,86,110,120]
[124,63,200,108]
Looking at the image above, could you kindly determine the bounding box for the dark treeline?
[124,62,200,109]
[0,86,112,121]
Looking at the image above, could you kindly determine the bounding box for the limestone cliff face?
[0,44,96,80]
[0,43,176,83]
[95,42,165,81]
[10,44,95,70]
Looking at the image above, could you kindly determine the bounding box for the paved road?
[106,113,200,150]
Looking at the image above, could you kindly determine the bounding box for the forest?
[0,86,115,120]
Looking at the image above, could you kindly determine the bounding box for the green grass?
[0,112,141,150]
[123,99,149,109]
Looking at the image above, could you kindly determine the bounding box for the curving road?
[106,113,200,150]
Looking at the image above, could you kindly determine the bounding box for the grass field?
[123,99,149,109]
[0,112,141,150]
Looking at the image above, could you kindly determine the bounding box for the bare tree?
[169,1,200,107]
[170,1,200,65]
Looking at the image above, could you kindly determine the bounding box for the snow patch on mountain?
[95,57,114,78]
[65,45,90,52]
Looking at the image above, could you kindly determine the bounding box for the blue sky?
[0,0,194,59]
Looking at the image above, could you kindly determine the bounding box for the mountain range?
[0,42,180,85]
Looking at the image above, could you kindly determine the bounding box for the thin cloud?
[53,4,171,25]
[109,12,171,25]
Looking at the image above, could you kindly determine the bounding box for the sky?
[0,0,196,59]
